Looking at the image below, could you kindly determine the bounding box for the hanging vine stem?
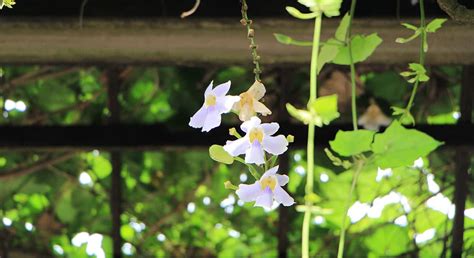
[337,0,360,257]
[405,0,426,116]
[240,0,262,82]
[302,13,323,258]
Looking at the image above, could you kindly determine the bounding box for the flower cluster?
[189,80,295,209]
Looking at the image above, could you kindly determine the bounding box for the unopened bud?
[248,29,255,38]
[286,135,295,143]
[224,181,238,190]
[229,127,242,138]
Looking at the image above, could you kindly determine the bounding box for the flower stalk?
[302,13,323,258]
[240,0,262,81]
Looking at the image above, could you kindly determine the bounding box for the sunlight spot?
[376,167,392,182]
[203,196,211,206]
[426,193,455,219]
[4,99,15,111]
[157,233,166,242]
[3,111,8,118]
[220,194,236,208]
[293,153,302,162]
[348,201,370,223]
[413,157,424,168]
[465,208,474,220]
[452,111,460,120]
[319,173,329,183]
[426,174,440,193]
[215,223,223,229]
[239,173,248,182]
[72,232,89,247]
[15,101,27,112]
[313,216,324,225]
[237,200,244,206]
[2,217,12,227]
[228,229,241,238]
[224,206,234,214]
[25,222,34,231]
[53,244,64,255]
[415,228,436,244]
[129,221,145,233]
[92,150,100,156]
[394,215,408,227]
[79,172,93,186]
[187,202,196,213]
[121,243,134,256]
[295,165,305,176]
[87,234,105,258]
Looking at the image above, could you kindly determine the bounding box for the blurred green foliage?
[0,65,471,257]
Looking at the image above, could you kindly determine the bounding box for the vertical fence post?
[106,68,124,258]
[450,65,473,258]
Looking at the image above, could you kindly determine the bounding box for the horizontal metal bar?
[0,19,472,65]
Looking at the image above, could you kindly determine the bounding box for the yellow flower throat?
[260,176,277,191]
[205,94,217,107]
[248,128,264,143]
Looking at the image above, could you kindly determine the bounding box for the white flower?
[223,116,288,165]
[189,81,240,132]
[236,166,294,209]
[233,81,271,121]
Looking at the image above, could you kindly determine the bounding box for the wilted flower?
[223,116,288,165]
[233,80,271,121]
[189,81,240,132]
[236,166,294,209]
[358,102,391,131]
[0,0,15,9]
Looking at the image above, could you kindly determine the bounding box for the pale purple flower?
[223,117,288,165]
[236,166,294,209]
[189,81,240,132]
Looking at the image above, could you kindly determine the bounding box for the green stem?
[302,13,322,258]
[337,160,364,258]
[405,0,426,114]
[346,0,358,131]
[240,0,262,81]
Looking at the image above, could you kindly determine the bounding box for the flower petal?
[204,81,214,96]
[223,137,250,157]
[202,107,221,132]
[277,175,289,186]
[237,105,255,121]
[253,101,272,116]
[254,187,273,209]
[217,95,240,113]
[189,105,208,129]
[241,116,261,133]
[261,122,279,136]
[245,142,265,165]
[236,182,262,202]
[262,135,288,155]
[248,81,266,100]
[212,81,231,97]
[261,166,279,178]
[274,186,295,206]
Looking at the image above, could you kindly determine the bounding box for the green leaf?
[120,224,135,242]
[285,6,319,20]
[401,23,418,31]
[401,63,429,83]
[308,94,340,127]
[88,155,112,179]
[332,33,383,64]
[330,130,375,157]
[273,33,312,47]
[371,121,443,168]
[324,148,352,168]
[317,39,341,73]
[425,18,447,33]
[364,224,410,256]
[335,13,350,41]
[209,145,234,165]
[55,188,77,224]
